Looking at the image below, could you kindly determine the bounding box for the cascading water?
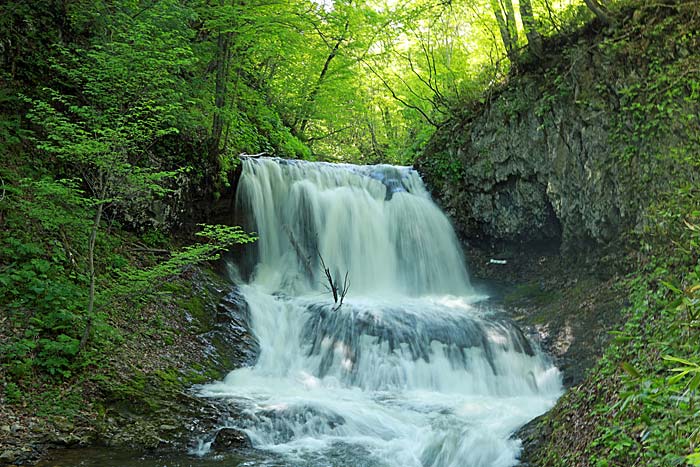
[200,158,562,467]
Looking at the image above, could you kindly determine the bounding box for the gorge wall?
[416,5,700,254]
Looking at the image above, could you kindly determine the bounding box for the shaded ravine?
[197,158,562,467]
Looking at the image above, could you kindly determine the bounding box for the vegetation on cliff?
[0,0,605,409]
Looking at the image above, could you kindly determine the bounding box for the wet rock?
[205,288,260,371]
[243,405,346,444]
[302,302,533,382]
[211,428,252,451]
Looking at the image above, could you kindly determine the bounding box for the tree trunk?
[491,0,519,63]
[211,29,232,160]
[519,0,543,57]
[79,186,105,352]
[583,0,612,26]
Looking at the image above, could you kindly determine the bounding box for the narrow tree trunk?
[519,0,543,57]
[583,0,612,26]
[79,194,104,352]
[491,0,519,63]
[297,20,350,139]
[542,0,561,33]
[211,30,232,160]
[367,120,382,159]
[503,0,518,44]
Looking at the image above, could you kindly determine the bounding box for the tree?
[197,0,313,159]
[211,3,234,161]
[519,0,543,57]
[294,17,351,139]
[583,0,612,26]
[490,0,519,63]
[282,0,392,146]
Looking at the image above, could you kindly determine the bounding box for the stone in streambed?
[211,428,252,451]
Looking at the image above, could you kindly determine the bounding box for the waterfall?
[200,157,562,467]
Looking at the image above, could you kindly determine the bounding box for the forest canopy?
[4,2,700,466]
[2,0,605,166]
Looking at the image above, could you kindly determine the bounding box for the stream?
[41,158,562,467]
[200,158,562,467]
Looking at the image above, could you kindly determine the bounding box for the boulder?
[211,428,252,451]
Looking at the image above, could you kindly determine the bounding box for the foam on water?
[200,158,562,467]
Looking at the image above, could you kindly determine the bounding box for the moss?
[153,368,180,387]
[159,280,189,295]
[504,282,559,307]
[183,367,222,385]
[525,206,700,465]
[175,294,207,332]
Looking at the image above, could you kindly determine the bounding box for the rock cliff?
[417,8,698,253]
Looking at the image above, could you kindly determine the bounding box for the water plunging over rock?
[199,158,562,467]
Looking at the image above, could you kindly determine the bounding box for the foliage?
[0,162,255,383]
[488,4,700,466]
[418,148,465,183]
[606,9,700,166]
[110,225,257,302]
[1,0,614,165]
[3,0,694,457]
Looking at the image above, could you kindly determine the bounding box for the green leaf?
[660,280,682,294]
[621,362,642,379]
[688,372,700,392]
[663,355,698,367]
[688,451,700,467]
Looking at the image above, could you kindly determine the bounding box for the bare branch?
[283,225,315,278]
[317,251,338,303]
[334,271,350,311]
[283,225,349,309]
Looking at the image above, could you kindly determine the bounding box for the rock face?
[415,8,700,466]
[416,15,698,253]
[116,133,245,234]
[205,287,260,371]
[91,270,259,455]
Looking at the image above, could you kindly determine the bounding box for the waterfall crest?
[201,157,562,467]
[235,158,471,296]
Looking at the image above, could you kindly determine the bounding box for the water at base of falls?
[199,158,562,467]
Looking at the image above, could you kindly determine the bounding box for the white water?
[200,158,562,467]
